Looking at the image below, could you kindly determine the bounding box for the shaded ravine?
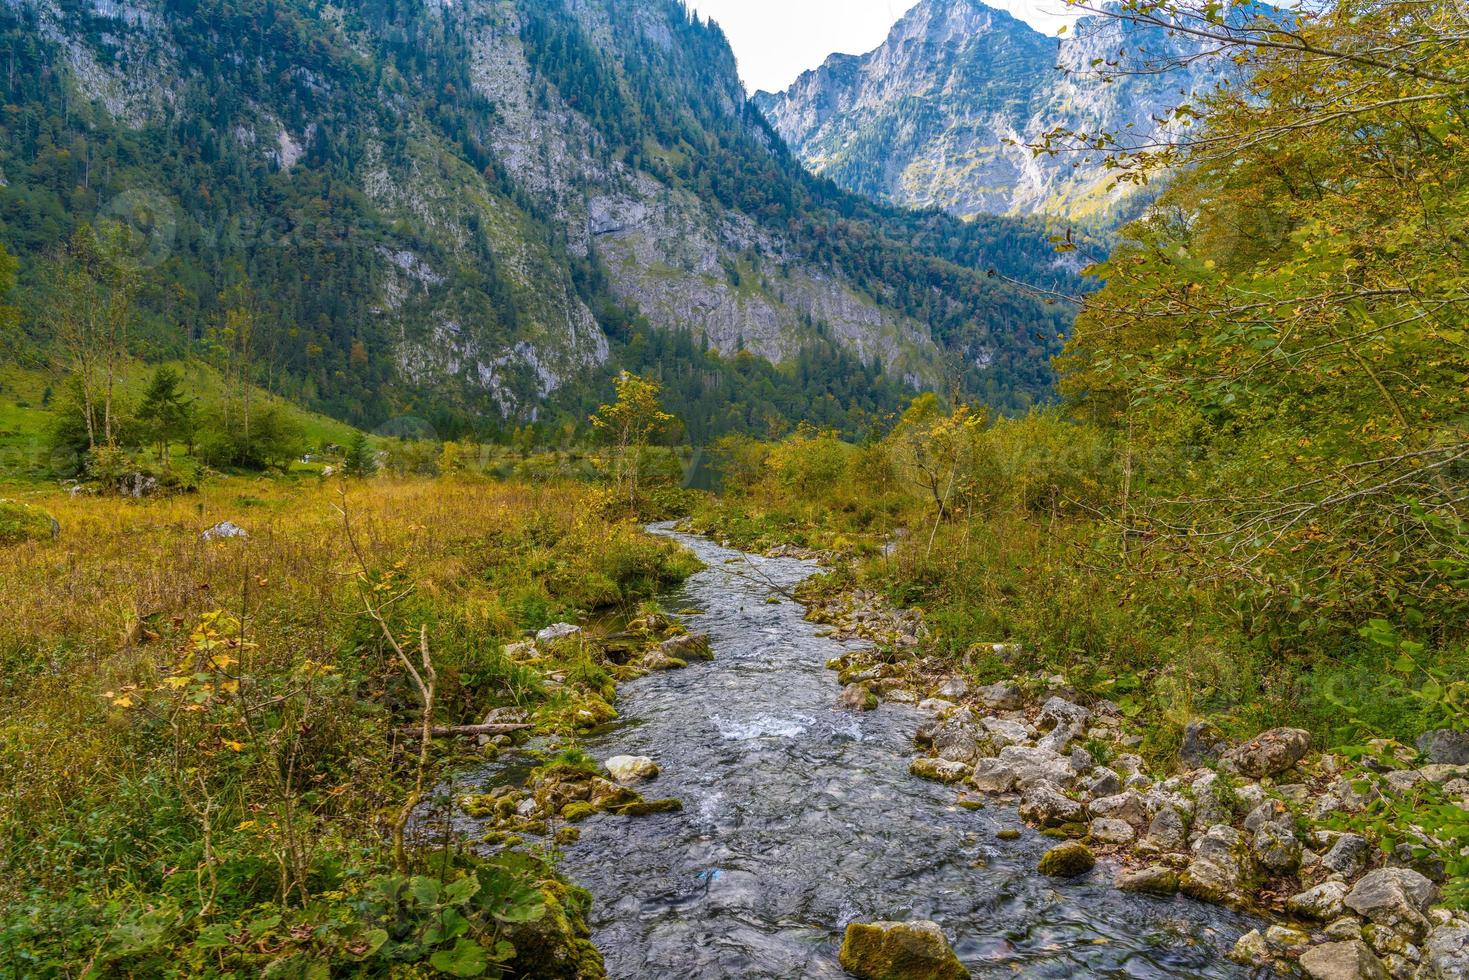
[525,527,1258,977]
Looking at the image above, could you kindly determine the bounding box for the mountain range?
[1,0,1079,439]
[756,0,1230,221]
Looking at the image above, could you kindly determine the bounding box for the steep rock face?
[757,0,1233,221]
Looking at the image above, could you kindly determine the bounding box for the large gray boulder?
[970,758,1018,793]
[1180,825,1258,906]
[1344,867,1439,940]
[1221,727,1311,777]
[1145,806,1189,851]
[976,681,1023,710]
[1298,940,1390,980]
[997,745,1076,789]
[1088,790,1151,832]
[1417,729,1469,765]
[930,709,986,763]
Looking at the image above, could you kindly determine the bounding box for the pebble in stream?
[503,526,1259,978]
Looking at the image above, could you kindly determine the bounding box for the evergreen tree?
[342,431,377,479]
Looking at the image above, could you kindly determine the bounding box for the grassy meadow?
[0,474,699,977]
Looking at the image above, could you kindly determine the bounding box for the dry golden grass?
[0,474,685,903]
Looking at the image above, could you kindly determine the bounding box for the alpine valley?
[0,0,1086,437]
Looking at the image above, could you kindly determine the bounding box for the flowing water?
[503,526,1259,978]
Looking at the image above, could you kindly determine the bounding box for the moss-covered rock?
[910,757,970,784]
[561,801,598,823]
[503,879,607,979]
[1038,841,1096,878]
[612,797,683,817]
[0,500,57,546]
[837,920,970,980]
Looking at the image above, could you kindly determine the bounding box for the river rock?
[1229,930,1269,967]
[1419,926,1469,978]
[1036,696,1089,754]
[1321,833,1372,878]
[970,758,1018,794]
[1090,817,1136,845]
[1145,806,1189,851]
[1417,729,1469,765]
[659,632,713,661]
[998,745,1075,789]
[604,756,659,784]
[917,698,956,714]
[933,677,969,700]
[1243,799,1294,833]
[981,717,1029,748]
[1085,767,1122,798]
[1221,727,1312,777]
[1038,841,1095,878]
[1297,940,1390,980]
[1180,825,1258,906]
[1253,822,1303,874]
[1190,773,1235,830]
[910,757,971,784]
[1089,790,1151,832]
[536,622,582,643]
[838,682,879,711]
[930,709,985,763]
[976,681,1023,710]
[1179,719,1231,768]
[1288,881,1350,921]
[1019,780,1085,828]
[837,920,970,980]
[1344,868,1439,940]
[1117,865,1179,896]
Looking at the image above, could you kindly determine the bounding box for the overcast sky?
[691,0,1081,94]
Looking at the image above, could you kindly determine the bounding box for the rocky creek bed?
[463,526,1285,978]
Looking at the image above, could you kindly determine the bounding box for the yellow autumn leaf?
[223,740,246,752]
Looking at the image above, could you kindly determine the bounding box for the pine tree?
[342,431,376,478]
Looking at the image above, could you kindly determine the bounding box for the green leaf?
[409,877,442,908]
[443,875,481,906]
[429,939,489,978]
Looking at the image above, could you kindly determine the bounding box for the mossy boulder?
[612,797,682,817]
[0,500,57,545]
[561,801,598,823]
[837,920,970,980]
[1038,841,1096,878]
[910,757,970,784]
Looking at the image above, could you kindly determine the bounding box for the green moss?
[0,500,56,545]
[561,801,597,823]
[996,828,1021,841]
[612,798,683,817]
[1038,841,1096,878]
[837,921,971,980]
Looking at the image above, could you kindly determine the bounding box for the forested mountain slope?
[0,0,1076,436]
[756,0,1233,221]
